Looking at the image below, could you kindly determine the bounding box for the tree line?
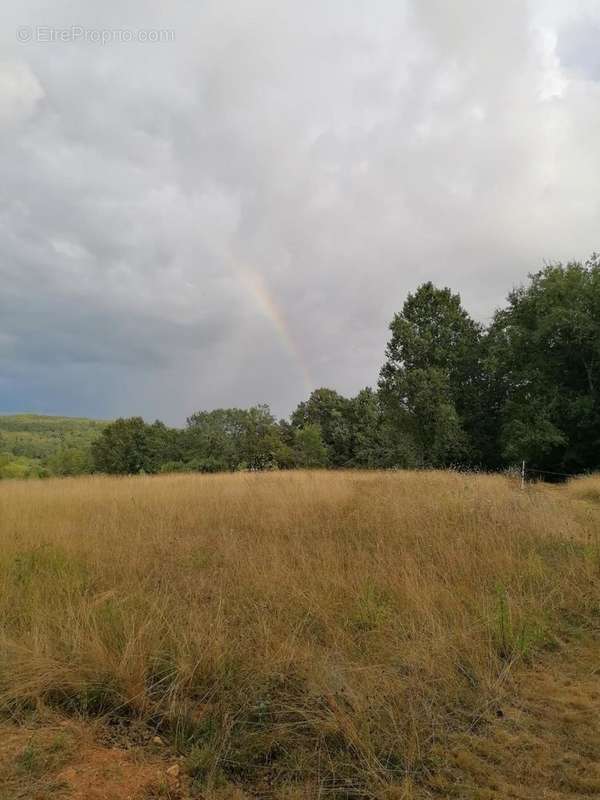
[92,256,600,477]
[0,415,104,479]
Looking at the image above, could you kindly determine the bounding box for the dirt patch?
[56,745,162,800]
[0,719,184,800]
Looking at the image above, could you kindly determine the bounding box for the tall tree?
[489,257,600,473]
[379,282,483,466]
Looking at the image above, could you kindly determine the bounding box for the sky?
[1,0,599,424]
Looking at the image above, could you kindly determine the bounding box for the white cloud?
[0,61,44,126]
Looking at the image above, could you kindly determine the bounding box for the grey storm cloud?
[0,0,599,423]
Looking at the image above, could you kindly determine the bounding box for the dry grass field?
[1,470,600,799]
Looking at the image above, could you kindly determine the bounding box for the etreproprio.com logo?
[16,25,175,45]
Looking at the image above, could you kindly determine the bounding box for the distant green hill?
[0,414,108,478]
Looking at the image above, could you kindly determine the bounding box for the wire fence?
[523,466,576,479]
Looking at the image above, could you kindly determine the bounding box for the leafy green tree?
[291,388,353,466]
[293,423,329,468]
[342,388,387,467]
[237,405,282,469]
[184,409,245,471]
[184,405,285,471]
[488,257,600,472]
[379,282,482,466]
[91,417,154,474]
[145,421,183,472]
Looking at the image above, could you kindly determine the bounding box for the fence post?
[521,460,526,490]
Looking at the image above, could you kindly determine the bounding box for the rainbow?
[238,268,313,395]
[200,235,314,395]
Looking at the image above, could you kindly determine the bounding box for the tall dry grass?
[1,470,599,796]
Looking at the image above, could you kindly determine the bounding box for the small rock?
[152,735,164,745]
[166,763,180,778]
